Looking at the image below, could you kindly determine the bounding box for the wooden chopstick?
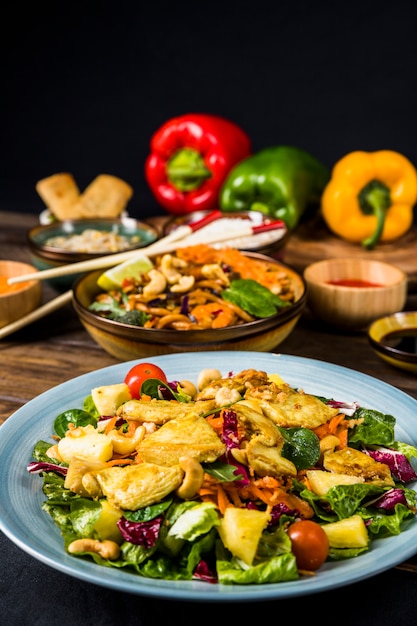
[7,210,223,286]
[0,290,73,340]
[8,216,285,285]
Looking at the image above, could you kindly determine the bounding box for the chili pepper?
[145,113,251,216]
[219,145,329,230]
[321,150,417,250]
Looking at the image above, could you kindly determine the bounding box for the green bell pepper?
[219,145,330,230]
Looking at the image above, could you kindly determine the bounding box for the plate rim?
[1,351,417,602]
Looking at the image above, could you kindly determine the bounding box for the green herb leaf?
[279,427,321,470]
[222,278,291,318]
[54,409,97,438]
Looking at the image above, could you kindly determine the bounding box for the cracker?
[35,173,81,220]
[74,174,133,218]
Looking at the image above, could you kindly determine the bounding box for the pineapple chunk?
[93,500,124,543]
[306,469,364,496]
[58,424,113,463]
[322,514,369,548]
[268,373,286,386]
[91,383,132,416]
[218,507,270,565]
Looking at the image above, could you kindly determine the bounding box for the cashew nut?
[197,368,222,391]
[107,425,145,455]
[319,434,341,456]
[175,456,204,499]
[160,254,183,284]
[68,538,120,560]
[170,275,195,293]
[215,387,242,407]
[143,269,167,296]
[201,263,230,286]
[64,456,108,496]
[178,379,198,398]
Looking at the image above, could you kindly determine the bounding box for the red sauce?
[326,279,383,288]
[0,275,31,295]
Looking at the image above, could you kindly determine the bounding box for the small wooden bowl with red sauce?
[303,258,408,330]
[0,261,42,329]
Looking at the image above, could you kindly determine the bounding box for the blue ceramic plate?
[1,352,417,602]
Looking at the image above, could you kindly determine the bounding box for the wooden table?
[2,210,417,623]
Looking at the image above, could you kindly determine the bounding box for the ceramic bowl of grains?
[27,217,159,290]
[72,245,306,361]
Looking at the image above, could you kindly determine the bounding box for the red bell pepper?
[145,113,251,215]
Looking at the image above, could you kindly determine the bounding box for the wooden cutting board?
[281,215,417,291]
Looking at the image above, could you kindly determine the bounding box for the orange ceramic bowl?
[0,261,42,329]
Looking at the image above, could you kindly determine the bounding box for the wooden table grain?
[1,209,417,572]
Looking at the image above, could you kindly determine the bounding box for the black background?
[2,1,417,219]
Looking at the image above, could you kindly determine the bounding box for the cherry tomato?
[287,520,329,571]
[124,362,168,399]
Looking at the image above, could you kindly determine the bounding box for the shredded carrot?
[336,428,348,448]
[104,458,135,467]
[328,413,348,433]
[216,485,232,514]
[104,415,118,435]
[226,485,243,507]
[205,414,223,434]
[313,413,349,446]
[176,245,294,294]
[198,473,293,513]
[198,487,219,497]
[125,420,139,436]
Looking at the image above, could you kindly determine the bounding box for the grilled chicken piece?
[136,412,226,466]
[257,388,340,429]
[323,447,395,487]
[116,399,195,424]
[95,463,184,510]
[116,398,220,424]
[234,401,281,446]
[246,437,297,478]
[228,402,297,478]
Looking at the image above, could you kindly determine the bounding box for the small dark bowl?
[163,210,290,257]
[368,311,417,374]
[72,252,307,361]
[27,217,159,290]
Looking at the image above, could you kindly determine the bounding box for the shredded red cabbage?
[98,416,125,427]
[180,294,189,315]
[193,560,218,584]
[117,515,163,548]
[158,384,177,400]
[326,400,359,416]
[26,461,68,476]
[221,409,240,451]
[373,488,408,510]
[366,447,417,483]
[231,461,250,486]
[269,502,297,526]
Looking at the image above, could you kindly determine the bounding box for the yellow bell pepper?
[321,150,417,249]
